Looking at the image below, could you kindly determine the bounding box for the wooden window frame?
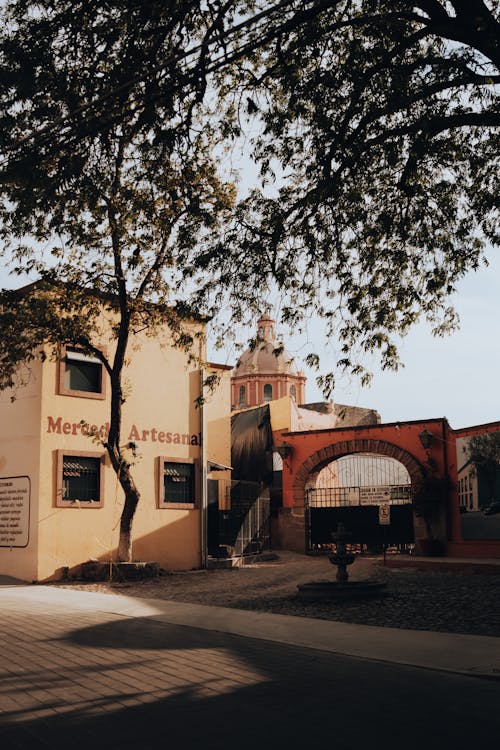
[58,346,106,400]
[56,449,105,508]
[157,456,200,510]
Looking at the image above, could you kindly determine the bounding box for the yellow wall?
[205,365,232,508]
[269,396,294,432]
[1,319,231,582]
[0,360,43,581]
[205,365,232,471]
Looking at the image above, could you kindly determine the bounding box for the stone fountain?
[297,522,387,601]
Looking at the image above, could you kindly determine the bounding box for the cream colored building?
[0,313,231,582]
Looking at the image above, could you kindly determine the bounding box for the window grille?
[163,462,194,504]
[62,456,101,502]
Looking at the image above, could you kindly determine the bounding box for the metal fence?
[305,484,412,507]
[208,480,271,557]
[305,484,414,550]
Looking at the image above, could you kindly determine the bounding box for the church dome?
[233,314,301,376]
[231,312,306,409]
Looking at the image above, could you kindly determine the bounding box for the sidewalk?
[2,576,500,677]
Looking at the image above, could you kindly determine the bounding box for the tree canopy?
[466,431,500,502]
[194,0,499,387]
[0,0,498,557]
[0,0,238,559]
[1,3,497,390]
[1,4,498,385]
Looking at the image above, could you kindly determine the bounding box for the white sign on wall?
[347,489,360,503]
[359,486,392,505]
[0,476,30,548]
[379,503,391,525]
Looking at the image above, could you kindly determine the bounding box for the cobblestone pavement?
[1,581,500,750]
[56,552,500,637]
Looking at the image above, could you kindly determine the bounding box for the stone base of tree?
[208,551,279,569]
[80,560,161,582]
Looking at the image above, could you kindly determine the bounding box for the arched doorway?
[275,420,454,555]
[295,439,426,551]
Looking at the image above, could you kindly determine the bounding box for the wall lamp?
[273,442,293,460]
[418,429,434,450]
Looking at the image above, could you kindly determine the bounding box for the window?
[290,385,296,400]
[263,383,273,402]
[56,450,104,507]
[158,457,199,509]
[58,348,105,399]
[238,385,246,407]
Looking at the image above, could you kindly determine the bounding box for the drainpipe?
[200,366,208,569]
[442,418,451,543]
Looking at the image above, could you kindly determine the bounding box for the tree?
[466,431,500,504]
[196,0,499,390]
[1,3,498,393]
[0,1,236,561]
[0,1,498,557]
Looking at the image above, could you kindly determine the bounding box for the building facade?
[0,310,231,582]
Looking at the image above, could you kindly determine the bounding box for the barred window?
[164,462,194,504]
[57,451,104,507]
[158,458,198,508]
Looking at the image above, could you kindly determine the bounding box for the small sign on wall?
[379,503,391,526]
[360,486,392,505]
[0,476,30,547]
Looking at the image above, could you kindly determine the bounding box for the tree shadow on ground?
[2,615,500,750]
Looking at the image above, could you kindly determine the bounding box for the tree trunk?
[118,527,132,563]
[116,464,141,562]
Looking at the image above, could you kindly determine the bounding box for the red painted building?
[230,313,500,559]
[272,417,500,558]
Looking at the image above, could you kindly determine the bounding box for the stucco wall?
[0,360,43,581]
[0,317,234,581]
[205,365,232,474]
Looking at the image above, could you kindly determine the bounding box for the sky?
[280,248,500,430]
[206,243,500,431]
[212,138,500,431]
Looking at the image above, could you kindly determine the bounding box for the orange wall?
[278,419,452,498]
[276,418,457,547]
[274,416,500,556]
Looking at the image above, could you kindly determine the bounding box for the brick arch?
[292,439,425,505]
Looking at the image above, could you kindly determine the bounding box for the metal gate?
[305,485,414,550]
[208,480,271,557]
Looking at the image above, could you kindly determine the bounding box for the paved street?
[1,578,500,750]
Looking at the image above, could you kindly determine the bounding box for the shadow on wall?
[41,511,201,582]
